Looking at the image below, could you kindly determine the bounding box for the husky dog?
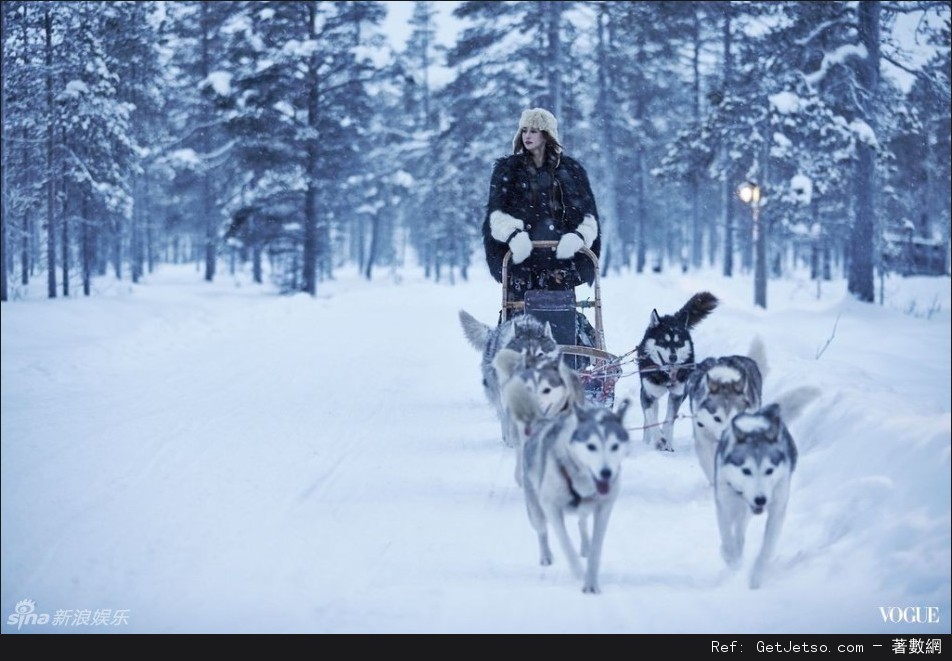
[714,404,797,589]
[493,347,585,487]
[687,337,767,485]
[636,292,718,451]
[459,310,560,446]
[503,365,631,594]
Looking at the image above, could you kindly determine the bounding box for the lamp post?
[738,182,766,309]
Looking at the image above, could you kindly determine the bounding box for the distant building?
[882,230,949,276]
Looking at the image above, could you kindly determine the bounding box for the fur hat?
[512,108,562,154]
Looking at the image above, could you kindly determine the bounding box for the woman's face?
[521,127,547,152]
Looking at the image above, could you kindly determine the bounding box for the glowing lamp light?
[737,182,761,205]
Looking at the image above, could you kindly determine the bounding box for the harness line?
[625,413,695,433]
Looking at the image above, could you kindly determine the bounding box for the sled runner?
[500,240,621,407]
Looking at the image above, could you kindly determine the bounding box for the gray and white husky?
[636,291,719,451]
[687,337,767,485]
[503,365,631,594]
[492,347,585,487]
[714,403,797,589]
[459,310,560,446]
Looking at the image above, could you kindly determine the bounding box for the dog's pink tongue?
[596,480,610,495]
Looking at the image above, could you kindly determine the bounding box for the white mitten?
[509,231,533,264]
[556,232,584,259]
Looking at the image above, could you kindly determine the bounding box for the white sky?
[381,1,462,87]
[2,260,949,633]
[884,9,947,93]
[382,0,463,50]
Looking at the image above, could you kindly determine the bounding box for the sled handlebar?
[500,241,605,351]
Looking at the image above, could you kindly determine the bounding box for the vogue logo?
[879,606,940,624]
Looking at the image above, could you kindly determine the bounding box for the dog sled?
[500,240,622,407]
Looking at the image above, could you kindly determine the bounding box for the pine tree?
[161,1,239,283]
[2,2,48,298]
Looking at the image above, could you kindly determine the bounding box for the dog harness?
[559,465,583,508]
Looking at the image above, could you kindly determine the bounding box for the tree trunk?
[596,4,619,277]
[810,198,821,281]
[421,5,432,127]
[930,117,951,275]
[113,224,122,279]
[82,195,92,296]
[145,175,155,274]
[546,2,562,119]
[720,13,734,278]
[635,149,646,273]
[21,210,30,286]
[634,29,647,274]
[823,241,832,280]
[131,174,141,283]
[201,2,216,283]
[45,8,56,298]
[0,5,7,302]
[302,2,319,295]
[1,186,6,302]
[691,10,703,270]
[847,1,879,302]
[722,178,734,277]
[754,125,771,308]
[61,179,69,297]
[753,204,766,308]
[364,213,381,281]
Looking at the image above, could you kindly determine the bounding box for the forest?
[2,1,949,305]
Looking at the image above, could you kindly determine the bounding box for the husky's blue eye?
[742,468,752,475]
[587,444,597,451]
[611,444,619,452]
[541,388,551,395]
[765,468,773,475]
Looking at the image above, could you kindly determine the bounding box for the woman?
[482,108,601,302]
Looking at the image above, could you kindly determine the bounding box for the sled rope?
[625,413,695,433]
[581,359,697,382]
[580,348,637,374]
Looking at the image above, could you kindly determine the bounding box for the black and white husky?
[503,364,631,594]
[459,310,560,447]
[687,337,767,485]
[714,404,797,589]
[636,292,718,451]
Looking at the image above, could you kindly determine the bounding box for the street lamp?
[737,181,760,206]
[738,181,766,309]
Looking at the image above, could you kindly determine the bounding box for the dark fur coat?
[482,151,601,285]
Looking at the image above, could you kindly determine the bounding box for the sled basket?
[563,345,623,408]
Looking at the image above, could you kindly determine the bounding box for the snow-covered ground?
[2,262,949,634]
